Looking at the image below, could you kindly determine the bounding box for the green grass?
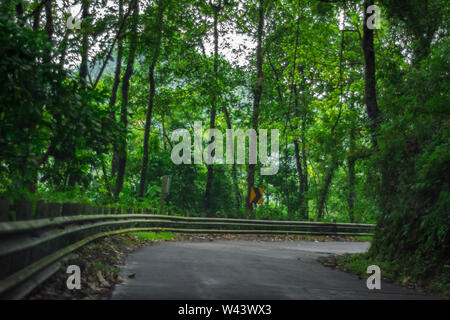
[352,236,373,242]
[129,231,175,241]
[339,253,398,278]
[337,253,449,297]
[92,260,121,274]
[120,236,136,245]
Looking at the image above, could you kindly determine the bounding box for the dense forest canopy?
[0,0,448,288]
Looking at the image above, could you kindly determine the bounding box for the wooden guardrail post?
[0,199,10,222]
[159,175,171,215]
[12,200,34,221]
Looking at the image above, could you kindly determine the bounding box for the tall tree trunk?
[67,0,90,188]
[79,0,90,86]
[109,0,124,194]
[42,0,53,66]
[27,0,54,193]
[293,138,305,217]
[223,105,242,211]
[204,3,221,211]
[347,127,356,223]
[293,81,309,220]
[138,1,165,199]
[293,85,305,219]
[114,0,139,200]
[363,0,381,147]
[316,156,338,221]
[162,114,170,150]
[32,3,42,30]
[109,0,123,110]
[15,1,24,26]
[300,114,309,218]
[246,0,264,212]
[59,31,69,67]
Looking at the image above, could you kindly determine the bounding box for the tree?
[204,0,224,210]
[138,0,166,199]
[246,0,265,212]
[114,0,139,200]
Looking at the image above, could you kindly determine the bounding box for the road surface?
[111,240,436,300]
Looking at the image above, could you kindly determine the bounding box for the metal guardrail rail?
[0,199,375,299]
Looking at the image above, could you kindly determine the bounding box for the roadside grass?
[93,260,122,274]
[129,231,175,242]
[353,236,373,242]
[335,252,450,297]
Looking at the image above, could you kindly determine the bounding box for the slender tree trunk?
[114,0,139,200]
[44,0,53,40]
[204,3,221,211]
[67,0,90,188]
[138,1,165,199]
[293,81,309,220]
[347,127,356,223]
[15,1,24,26]
[363,0,389,252]
[109,0,125,107]
[28,0,53,193]
[293,85,304,219]
[162,114,169,150]
[246,0,264,212]
[42,0,53,64]
[107,0,124,197]
[300,114,309,218]
[293,138,305,216]
[59,31,69,67]
[223,105,242,211]
[33,4,42,30]
[316,24,347,220]
[316,156,338,221]
[110,3,124,180]
[79,0,89,86]
[138,61,156,198]
[363,0,381,147]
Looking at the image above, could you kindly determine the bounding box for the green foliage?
[0,0,448,289]
[130,231,175,241]
[369,37,450,285]
[339,252,450,296]
[0,9,118,199]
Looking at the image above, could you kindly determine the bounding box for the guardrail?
[0,199,375,299]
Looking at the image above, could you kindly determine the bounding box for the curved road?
[111,240,436,300]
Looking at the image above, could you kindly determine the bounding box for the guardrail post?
[12,200,34,221]
[47,203,61,218]
[0,199,10,222]
[35,201,48,219]
[62,203,78,216]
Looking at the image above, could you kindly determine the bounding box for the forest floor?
[27,232,369,300]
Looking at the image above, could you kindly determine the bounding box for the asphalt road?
[111,240,436,300]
